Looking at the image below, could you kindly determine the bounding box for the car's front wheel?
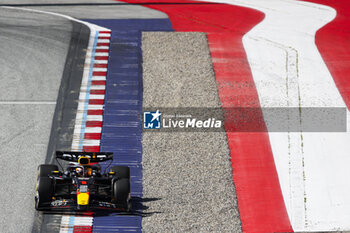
[112,178,131,211]
[109,166,130,179]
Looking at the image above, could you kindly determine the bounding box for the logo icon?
[143,110,161,129]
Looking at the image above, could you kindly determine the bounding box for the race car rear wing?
[56,151,113,163]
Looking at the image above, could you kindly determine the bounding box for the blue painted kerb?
[83,19,173,233]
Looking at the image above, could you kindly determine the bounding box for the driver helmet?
[75,167,83,177]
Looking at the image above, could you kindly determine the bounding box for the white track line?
[202,0,350,231]
[0,101,56,105]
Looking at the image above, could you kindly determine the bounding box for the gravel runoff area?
[141,32,242,232]
[0,8,72,233]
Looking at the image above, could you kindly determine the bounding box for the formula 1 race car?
[35,151,131,211]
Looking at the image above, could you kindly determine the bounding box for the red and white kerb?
[60,28,111,233]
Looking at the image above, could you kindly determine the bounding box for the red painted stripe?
[90,90,105,95]
[302,0,350,109]
[89,99,104,105]
[99,31,111,34]
[92,71,107,76]
[95,49,110,53]
[94,56,109,60]
[119,1,292,232]
[73,226,92,233]
[84,133,101,140]
[83,146,100,152]
[86,121,103,127]
[91,80,106,86]
[87,110,103,115]
[98,36,111,39]
[96,42,110,47]
[93,63,108,68]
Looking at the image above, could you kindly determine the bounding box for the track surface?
[0,1,166,233]
[0,0,168,19]
[0,8,72,233]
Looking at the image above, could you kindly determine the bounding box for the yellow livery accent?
[78,156,90,165]
[77,192,89,205]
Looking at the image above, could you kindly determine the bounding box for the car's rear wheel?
[35,177,53,210]
[109,166,130,179]
[112,178,131,211]
[35,165,57,210]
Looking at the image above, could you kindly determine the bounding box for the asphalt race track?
[0,7,72,233]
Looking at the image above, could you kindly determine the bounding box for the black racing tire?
[112,178,131,211]
[109,166,130,179]
[35,177,53,210]
[37,164,59,177]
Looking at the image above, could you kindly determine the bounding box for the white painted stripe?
[86,52,109,57]
[97,39,110,43]
[93,67,108,72]
[94,59,108,64]
[92,76,106,81]
[78,104,104,110]
[84,127,102,133]
[87,115,103,121]
[89,95,105,99]
[71,140,100,147]
[89,85,106,90]
[203,0,350,231]
[95,46,110,50]
[99,33,111,37]
[80,86,105,92]
[94,52,109,56]
[82,140,101,146]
